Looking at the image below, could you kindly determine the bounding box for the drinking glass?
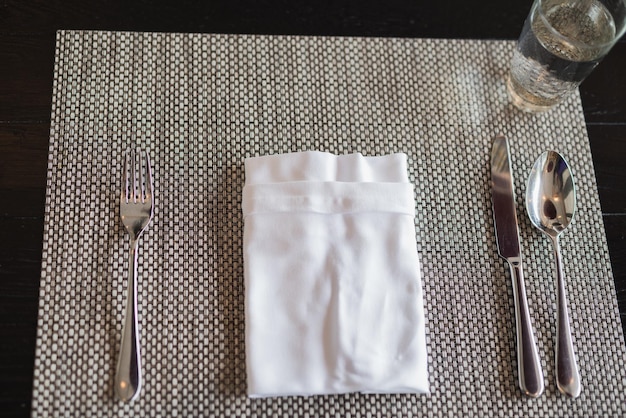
[507,0,626,112]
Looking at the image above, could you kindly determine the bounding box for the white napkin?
[242,151,429,398]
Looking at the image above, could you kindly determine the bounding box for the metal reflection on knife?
[490,134,545,398]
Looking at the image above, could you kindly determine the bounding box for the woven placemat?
[32,30,626,416]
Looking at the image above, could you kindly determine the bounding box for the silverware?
[115,149,154,402]
[526,151,581,398]
[490,135,544,398]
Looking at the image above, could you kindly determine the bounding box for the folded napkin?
[242,151,429,397]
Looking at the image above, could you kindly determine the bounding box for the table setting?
[21,28,626,416]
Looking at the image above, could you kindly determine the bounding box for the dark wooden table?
[1,1,624,416]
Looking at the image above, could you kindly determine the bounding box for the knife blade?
[491,135,544,398]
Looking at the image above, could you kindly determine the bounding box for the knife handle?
[509,259,544,398]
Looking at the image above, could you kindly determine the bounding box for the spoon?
[526,151,581,398]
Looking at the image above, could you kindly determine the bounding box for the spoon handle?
[552,237,581,398]
[509,259,545,397]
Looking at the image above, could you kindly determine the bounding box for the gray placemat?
[32,30,626,416]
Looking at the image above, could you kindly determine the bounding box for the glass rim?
[534,0,626,52]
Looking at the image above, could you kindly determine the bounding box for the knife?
[491,135,544,398]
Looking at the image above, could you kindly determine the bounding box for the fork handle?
[115,240,142,402]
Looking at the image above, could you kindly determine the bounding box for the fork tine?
[138,149,145,203]
[131,149,138,203]
[145,151,153,201]
[123,150,130,203]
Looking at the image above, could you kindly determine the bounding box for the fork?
[115,149,154,402]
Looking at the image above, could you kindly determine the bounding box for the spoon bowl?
[526,151,576,238]
[526,151,581,398]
